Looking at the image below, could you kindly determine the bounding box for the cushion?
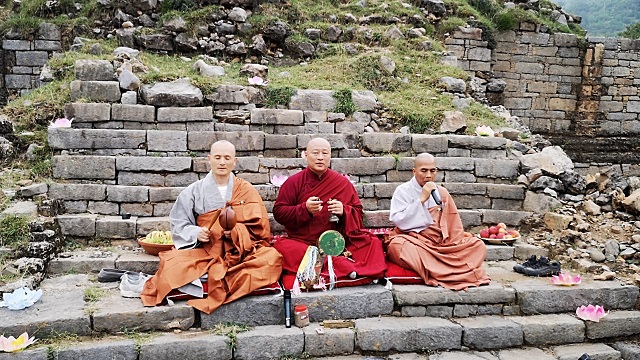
[384,261,423,285]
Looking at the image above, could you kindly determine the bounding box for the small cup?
[121,213,131,220]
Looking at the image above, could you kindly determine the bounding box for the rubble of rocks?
[511,144,640,286]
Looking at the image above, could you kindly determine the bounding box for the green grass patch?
[83,286,108,303]
[265,86,295,108]
[211,322,250,349]
[0,215,31,250]
[333,87,357,115]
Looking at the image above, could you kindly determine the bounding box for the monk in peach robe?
[386,153,490,290]
[141,140,282,314]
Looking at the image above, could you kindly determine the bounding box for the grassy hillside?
[0,0,582,199]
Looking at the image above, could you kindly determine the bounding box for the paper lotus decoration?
[0,287,43,310]
[551,272,581,286]
[313,277,328,291]
[576,304,608,322]
[248,76,268,86]
[271,174,288,187]
[48,117,72,129]
[475,125,495,137]
[0,332,37,352]
[300,150,307,159]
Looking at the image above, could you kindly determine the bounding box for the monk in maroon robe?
[273,137,387,286]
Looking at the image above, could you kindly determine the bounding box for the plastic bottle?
[294,304,310,327]
[283,290,292,328]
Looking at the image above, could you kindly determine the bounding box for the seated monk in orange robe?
[273,137,387,288]
[386,153,490,290]
[141,140,282,314]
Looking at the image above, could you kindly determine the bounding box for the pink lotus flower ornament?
[576,304,608,322]
[551,272,581,286]
[48,117,72,129]
[248,76,268,86]
[271,174,288,187]
[0,332,37,352]
[475,125,494,137]
[313,277,328,291]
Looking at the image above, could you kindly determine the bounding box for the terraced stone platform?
[1,261,639,359]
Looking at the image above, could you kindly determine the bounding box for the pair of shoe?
[98,268,145,283]
[513,255,561,277]
[119,272,152,298]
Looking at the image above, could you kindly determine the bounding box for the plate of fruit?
[477,223,521,245]
[138,230,174,255]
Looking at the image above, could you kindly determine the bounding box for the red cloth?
[273,168,387,279]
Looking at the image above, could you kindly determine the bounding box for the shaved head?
[413,153,438,187]
[208,140,237,183]
[305,137,332,176]
[210,140,236,156]
[414,153,435,166]
[306,137,331,152]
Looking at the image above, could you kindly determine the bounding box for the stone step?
[49,181,526,218]
[2,274,638,359]
[56,104,513,158]
[53,209,533,240]
[47,245,542,278]
[3,333,635,360]
[50,153,520,187]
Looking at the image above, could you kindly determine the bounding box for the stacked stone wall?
[0,23,63,104]
[446,24,640,163]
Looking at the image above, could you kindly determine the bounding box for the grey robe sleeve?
[170,187,202,250]
[389,183,434,233]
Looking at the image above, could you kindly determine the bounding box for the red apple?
[496,233,505,239]
[489,226,498,235]
[489,234,497,239]
[497,222,507,229]
[480,228,490,238]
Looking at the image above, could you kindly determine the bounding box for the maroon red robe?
[273,168,387,280]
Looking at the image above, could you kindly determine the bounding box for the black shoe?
[513,255,539,274]
[578,354,592,360]
[98,268,144,282]
[523,257,561,277]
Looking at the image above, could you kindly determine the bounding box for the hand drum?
[219,207,237,231]
[318,230,345,256]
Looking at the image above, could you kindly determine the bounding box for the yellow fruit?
[144,230,173,245]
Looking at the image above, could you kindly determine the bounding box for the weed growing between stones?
[210,322,250,349]
[0,215,31,250]
[278,353,310,360]
[332,88,358,116]
[83,286,108,303]
[265,86,296,108]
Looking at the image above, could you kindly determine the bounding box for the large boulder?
[263,21,291,43]
[141,78,203,107]
[520,146,574,175]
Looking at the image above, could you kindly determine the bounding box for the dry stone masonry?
[445,24,640,163]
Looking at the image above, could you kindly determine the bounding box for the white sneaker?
[119,272,152,298]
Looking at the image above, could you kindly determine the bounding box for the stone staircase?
[2,259,639,359]
[11,87,636,359]
[48,91,531,242]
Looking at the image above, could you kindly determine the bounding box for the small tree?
[618,21,640,39]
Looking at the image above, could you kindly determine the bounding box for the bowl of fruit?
[138,230,174,256]
[477,223,521,245]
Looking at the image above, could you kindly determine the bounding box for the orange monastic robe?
[141,178,283,314]
[386,182,490,290]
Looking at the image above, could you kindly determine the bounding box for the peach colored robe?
[386,186,490,290]
[141,178,283,314]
